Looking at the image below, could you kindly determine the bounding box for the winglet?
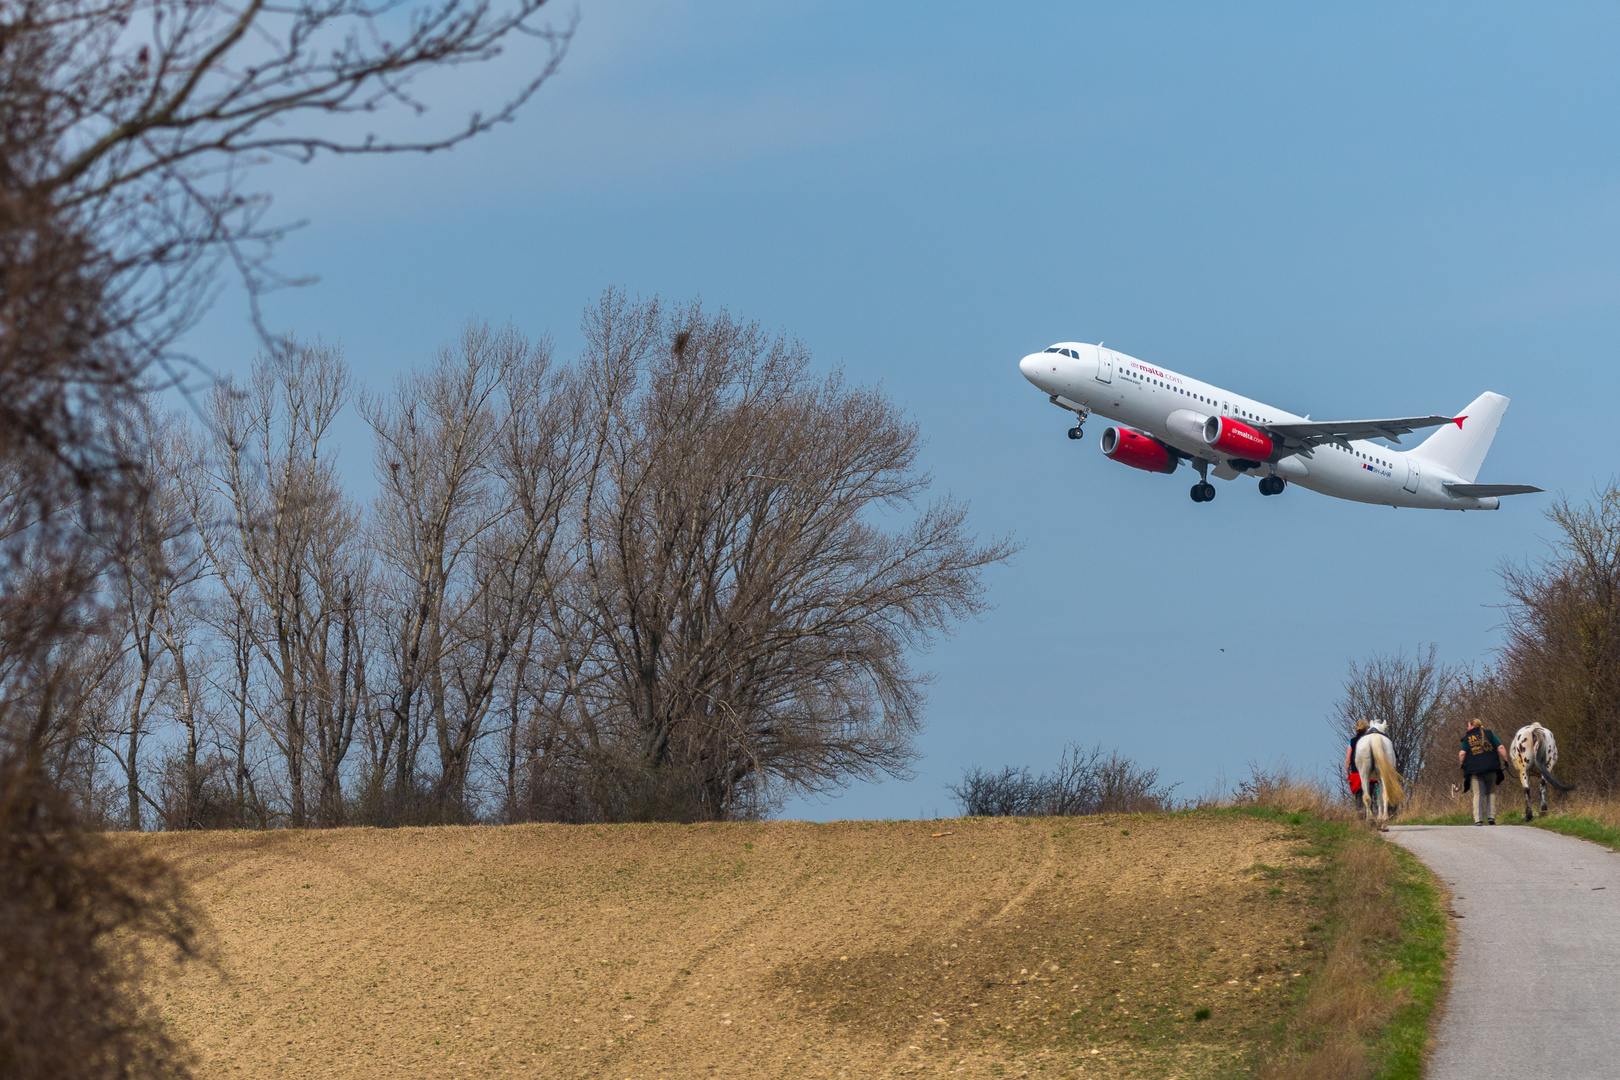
[1453,415,1467,428]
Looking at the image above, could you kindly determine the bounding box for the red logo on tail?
[1452,415,1467,428]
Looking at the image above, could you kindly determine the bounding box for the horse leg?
[1524,775,1534,821]
[1540,775,1549,815]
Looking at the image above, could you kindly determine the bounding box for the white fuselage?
[1020,343,1501,510]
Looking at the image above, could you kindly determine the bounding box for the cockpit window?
[1043,346,1061,353]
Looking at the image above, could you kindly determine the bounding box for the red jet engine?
[1203,416,1274,460]
[1100,426,1179,474]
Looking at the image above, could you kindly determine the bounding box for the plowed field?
[145,813,1327,1078]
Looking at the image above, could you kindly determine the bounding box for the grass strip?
[1523,814,1620,850]
[1367,842,1447,1080]
[1223,805,1446,1080]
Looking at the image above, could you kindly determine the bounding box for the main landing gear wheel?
[1259,476,1285,496]
[1067,426,1084,441]
[1190,482,1216,503]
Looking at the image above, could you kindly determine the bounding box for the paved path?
[1387,825,1620,1079]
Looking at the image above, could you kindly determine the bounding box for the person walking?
[1459,717,1509,825]
[1344,720,1375,813]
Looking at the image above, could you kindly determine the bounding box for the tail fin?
[1411,392,1509,483]
[1371,739,1405,807]
[1533,747,1574,792]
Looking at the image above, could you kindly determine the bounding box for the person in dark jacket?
[1459,717,1509,825]
[1344,720,1376,813]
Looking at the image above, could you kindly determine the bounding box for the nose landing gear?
[1258,476,1286,496]
[1050,395,1090,442]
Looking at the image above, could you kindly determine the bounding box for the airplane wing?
[1444,483,1544,498]
[1260,415,1457,456]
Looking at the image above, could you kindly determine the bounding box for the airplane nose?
[1019,353,1044,385]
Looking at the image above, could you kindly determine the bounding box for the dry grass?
[1254,817,1417,1080]
[1541,792,1620,828]
[1199,765,1436,1080]
[1213,760,1359,824]
[1387,785,1459,821]
[1398,775,1615,825]
[1232,778,1348,821]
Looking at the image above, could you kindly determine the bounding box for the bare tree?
[1408,662,1506,797]
[1497,485,1620,794]
[93,563,170,832]
[566,292,1016,821]
[1330,643,1456,791]
[89,419,210,830]
[509,579,611,822]
[5,0,572,372]
[197,341,367,826]
[487,352,588,820]
[364,323,545,819]
[1,0,575,715]
[1040,743,1176,815]
[948,766,1039,817]
[3,0,573,780]
[2,1,571,1071]
[209,594,273,828]
[43,295,1021,832]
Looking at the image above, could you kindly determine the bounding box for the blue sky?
[179,2,1620,819]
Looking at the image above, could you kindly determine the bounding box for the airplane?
[1018,342,1542,509]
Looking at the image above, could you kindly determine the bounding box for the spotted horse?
[1508,723,1573,821]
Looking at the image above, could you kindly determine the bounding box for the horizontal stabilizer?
[1444,483,1543,498]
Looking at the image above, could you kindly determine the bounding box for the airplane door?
[1403,458,1420,494]
[1095,350,1113,384]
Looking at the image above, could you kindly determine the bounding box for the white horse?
[1508,723,1573,820]
[1353,720,1406,830]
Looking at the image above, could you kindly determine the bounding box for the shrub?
[949,743,1176,817]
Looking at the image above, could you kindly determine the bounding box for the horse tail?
[1371,738,1405,807]
[1533,743,1573,792]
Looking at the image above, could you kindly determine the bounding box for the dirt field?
[144,813,1328,1079]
